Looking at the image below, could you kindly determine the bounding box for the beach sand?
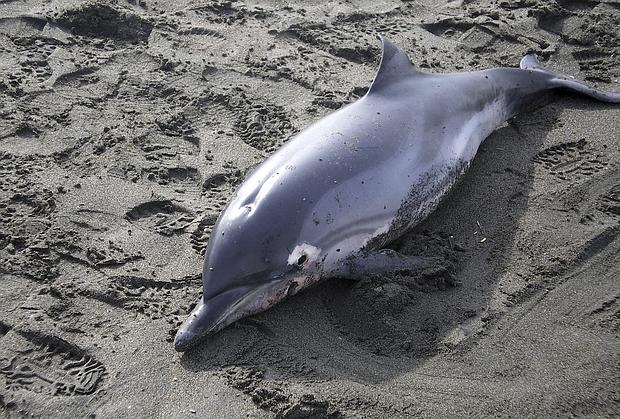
[0,0,618,417]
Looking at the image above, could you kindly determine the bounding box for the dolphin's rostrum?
[174,36,619,352]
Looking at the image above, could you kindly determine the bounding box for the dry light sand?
[0,0,619,417]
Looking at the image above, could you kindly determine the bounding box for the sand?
[0,0,618,417]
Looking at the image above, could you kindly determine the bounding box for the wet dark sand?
[0,0,618,417]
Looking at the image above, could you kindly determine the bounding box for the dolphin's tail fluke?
[520,54,620,104]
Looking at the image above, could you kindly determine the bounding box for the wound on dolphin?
[174,35,620,352]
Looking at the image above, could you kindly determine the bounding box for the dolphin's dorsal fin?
[519,54,546,71]
[367,36,423,95]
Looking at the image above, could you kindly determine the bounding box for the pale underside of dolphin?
[174,36,619,351]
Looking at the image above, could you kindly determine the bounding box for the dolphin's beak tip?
[174,329,198,352]
[174,298,211,352]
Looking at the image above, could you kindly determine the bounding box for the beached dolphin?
[175,36,619,351]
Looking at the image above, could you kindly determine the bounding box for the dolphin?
[174,36,619,351]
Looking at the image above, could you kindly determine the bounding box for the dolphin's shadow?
[180,100,564,385]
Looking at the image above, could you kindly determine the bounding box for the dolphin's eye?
[287,243,321,267]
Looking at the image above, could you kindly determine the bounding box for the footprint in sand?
[533,138,608,180]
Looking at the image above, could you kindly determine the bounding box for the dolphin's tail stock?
[519,54,620,104]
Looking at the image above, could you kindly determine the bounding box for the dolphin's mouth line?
[208,274,303,334]
[200,264,299,310]
[175,269,309,351]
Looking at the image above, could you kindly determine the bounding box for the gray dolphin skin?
[174,36,619,351]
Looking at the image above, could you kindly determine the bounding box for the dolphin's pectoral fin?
[334,249,452,281]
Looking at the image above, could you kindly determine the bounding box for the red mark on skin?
[261,274,314,310]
